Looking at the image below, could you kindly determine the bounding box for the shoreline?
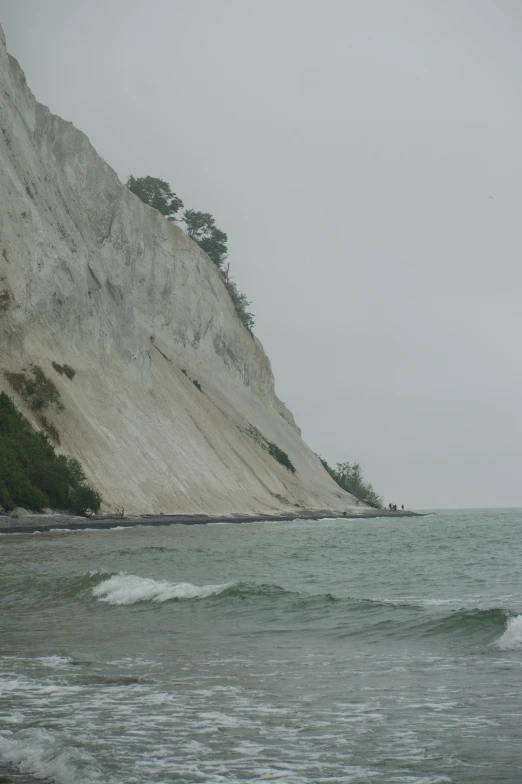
[0,507,424,784]
[0,508,424,535]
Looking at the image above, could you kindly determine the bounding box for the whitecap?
[0,728,99,783]
[92,572,232,605]
[496,614,522,650]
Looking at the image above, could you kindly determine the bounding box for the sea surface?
[1,509,522,783]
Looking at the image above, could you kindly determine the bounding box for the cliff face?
[0,26,363,514]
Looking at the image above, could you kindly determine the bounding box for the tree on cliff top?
[126,176,184,221]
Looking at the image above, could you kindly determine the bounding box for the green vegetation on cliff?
[0,392,101,515]
[127,176,183,221]
[127,175,255,332]
[183,209,228,269]
[320,458,383,508]
[246,425,296,473]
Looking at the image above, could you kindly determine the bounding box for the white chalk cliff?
[0,26,364,515]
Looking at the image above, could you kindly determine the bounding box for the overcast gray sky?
[2,0,522,509]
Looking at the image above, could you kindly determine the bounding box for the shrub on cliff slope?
[246,425,296,473]
[5,365,64,412]
[320,457,383,508]
[0,392,101,515]
[223,278,255,332]
[267,441,296,473]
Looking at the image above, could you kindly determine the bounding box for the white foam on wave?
[0,728,99,783]
[496,614,522,650]
[92,572,232,605]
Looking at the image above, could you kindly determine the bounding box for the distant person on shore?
[401,505,404,511]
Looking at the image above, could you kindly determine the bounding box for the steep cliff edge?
[0,27,364,515]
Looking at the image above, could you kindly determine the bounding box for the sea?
[1,508,522,784]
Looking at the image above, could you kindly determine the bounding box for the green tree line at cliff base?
[320,457,383,508]
[0,392,101,515]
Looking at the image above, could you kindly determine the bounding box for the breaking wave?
[495,614,522,650]
[92,573,233,604]
[7,566,521,652]
[89,573,519,648]
[0,728,100,783]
